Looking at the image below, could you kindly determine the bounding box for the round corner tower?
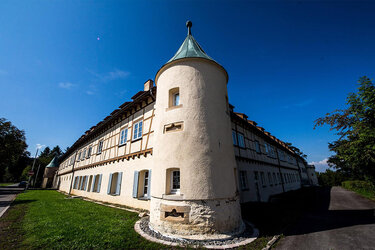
[150,21,243,238]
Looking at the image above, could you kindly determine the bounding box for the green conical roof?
[46,156,58,168]
[167,21,215,63]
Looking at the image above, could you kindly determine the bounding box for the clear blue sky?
[1,1,374,171]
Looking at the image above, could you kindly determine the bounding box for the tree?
[314,76,375,182]
[285,142,307,160]
[0,118,29,182]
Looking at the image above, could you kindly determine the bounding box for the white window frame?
[171,170,180,194]
[143,170,149,197]
[133,121,143,141]
[119,128,128,145]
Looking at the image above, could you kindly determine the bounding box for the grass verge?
[0,183,16,187]
[342,180,375,201]
[0,190,164,249]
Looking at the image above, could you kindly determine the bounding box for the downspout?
[275,149,285,193]
[68,151,78,196]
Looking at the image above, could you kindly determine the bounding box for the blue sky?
[1,1,375,172]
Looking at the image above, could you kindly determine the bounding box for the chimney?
[144,79,154,91]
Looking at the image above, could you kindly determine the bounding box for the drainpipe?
[275,149,285,193]
[68,151,78,196]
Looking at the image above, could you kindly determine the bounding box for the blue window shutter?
[107,173,113,194]
[97,174,102,193]
[84,176,88,191]
[115,172,123,195]
[132,171,139,198]
[73,177,76,189]
[147,170,152,199]
[91,175,96,192]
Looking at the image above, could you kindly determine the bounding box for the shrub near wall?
[342,180,375,201]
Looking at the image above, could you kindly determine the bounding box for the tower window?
[171,170,180,194]
[168,87,181,108]
[173,93,180,106]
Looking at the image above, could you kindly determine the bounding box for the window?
[273,173,277,186]
[260,172,266,187]
[133,121,143,140]
[168,87,180,108]
[171,170,180,194]
[98,140,103,154]
[132,170,152,199]
[143,171,149,197]
[255,141,261,153]
[78,152,82,161]
[119,128,128,145]
[237,133,245,148]
[270,146,276,158]
[107,172,123,195]
[265,143,269,154]
[279,150,286,161]
[82,148,86,159]
[268,172,273,186]
[239,171,249,190]
[254,171,259,181]
[87,175,93,192]
[232,130,238,145]
[173,93,180,106]
[91,174,102,193]
[87,146,92,158]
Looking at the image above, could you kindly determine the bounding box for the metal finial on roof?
[186,20,192,35]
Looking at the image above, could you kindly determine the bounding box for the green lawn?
[0,190,164,249]
[0,190,276,249]
[0,183,16,187]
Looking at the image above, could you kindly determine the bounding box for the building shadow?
[241,187,375,237]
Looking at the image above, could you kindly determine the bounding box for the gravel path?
[138,218,255,247]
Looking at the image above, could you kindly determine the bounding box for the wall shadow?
[241,187,375,237]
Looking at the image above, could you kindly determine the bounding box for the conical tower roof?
[46,156,58,168]
[167,21,215,63]
[156,21,228,83]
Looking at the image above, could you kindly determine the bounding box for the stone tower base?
[149,196,244,239]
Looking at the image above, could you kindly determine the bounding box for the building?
[56,21,316,238]
[42,156,59,188]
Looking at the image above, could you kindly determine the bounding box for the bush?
[341,180,375,200]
